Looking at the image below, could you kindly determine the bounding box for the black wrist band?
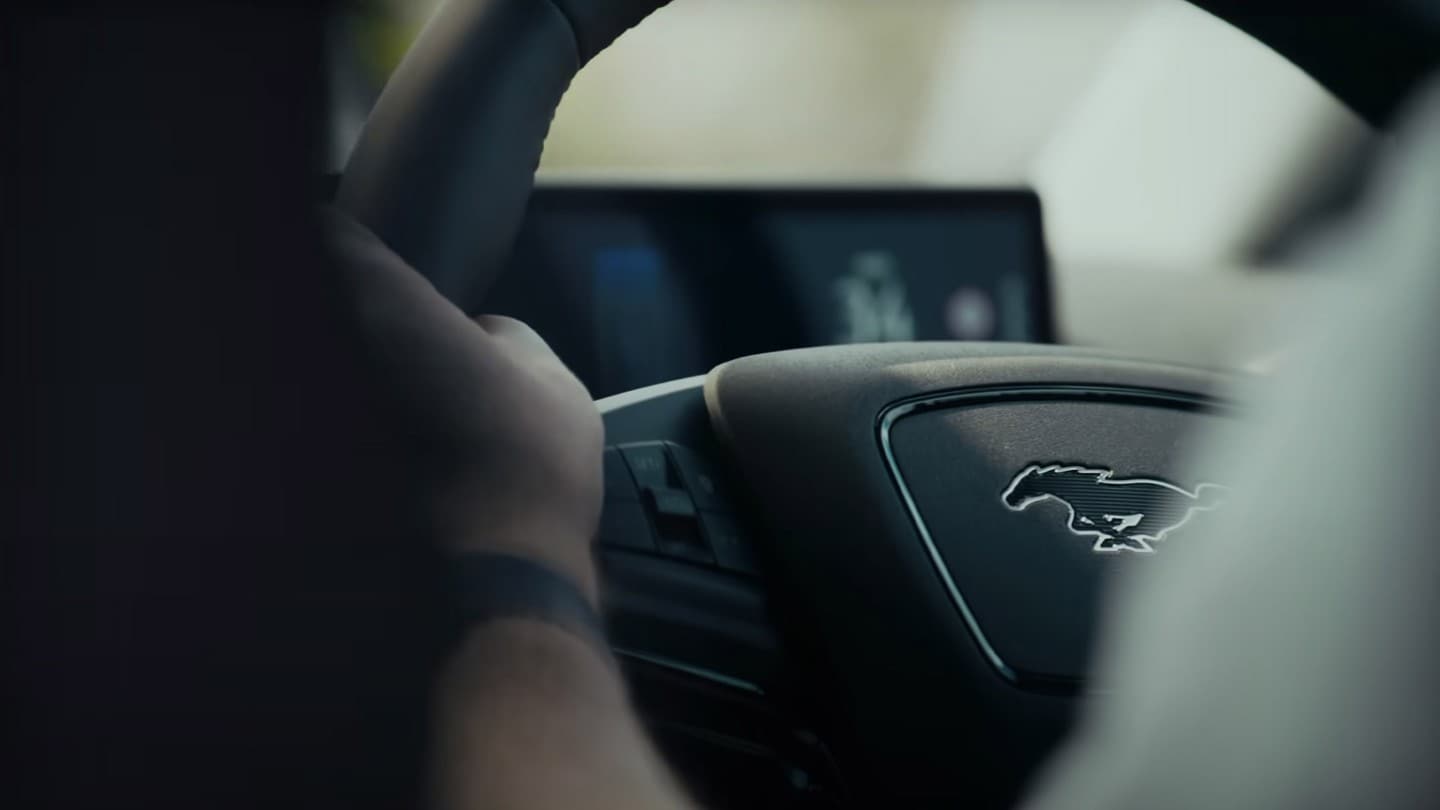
[450,552,610,653]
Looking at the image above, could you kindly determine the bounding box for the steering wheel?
[337,2,1236,807]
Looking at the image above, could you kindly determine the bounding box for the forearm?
[432,619,695,810]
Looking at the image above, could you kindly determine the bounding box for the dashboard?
[488,186,1055,397]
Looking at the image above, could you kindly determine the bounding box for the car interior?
[9,2,1439,809]
[325,2,1439,808]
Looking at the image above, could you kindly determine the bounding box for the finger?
[474,314,560,360]
[322,206,487,339]
[323,208,442,304]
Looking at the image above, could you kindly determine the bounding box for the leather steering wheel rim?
[336,0,672,305]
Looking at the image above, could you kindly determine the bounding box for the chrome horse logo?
[1001,464,1227,553]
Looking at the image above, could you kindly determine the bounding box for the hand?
[324,209,604,601]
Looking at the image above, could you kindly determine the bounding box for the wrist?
[431,495,599,608]
[448,553,610,658]
[450,522,600,607]
[426,466,603,603]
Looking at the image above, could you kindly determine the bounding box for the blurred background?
[329,0,1379,374]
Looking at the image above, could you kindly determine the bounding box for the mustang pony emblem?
[1001,464,1227,553]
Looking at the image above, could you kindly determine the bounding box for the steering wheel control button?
[659,537,715,565]
[604,447,641,500]
[643,486,714,565]
[645,486,698,519]
[598,499,658,553]
[700,512,760,576]
[666,443,731,512]
[620,442,674,490]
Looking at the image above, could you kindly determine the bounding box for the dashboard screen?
[488,186,1053,398]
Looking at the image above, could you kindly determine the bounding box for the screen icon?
[946,286,997,340]
[833,251,916,343]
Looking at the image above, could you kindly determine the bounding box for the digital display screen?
[488,186,1053,398]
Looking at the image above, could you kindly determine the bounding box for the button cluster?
[599,442,760,576]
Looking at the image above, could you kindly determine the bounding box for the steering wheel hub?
[703,342,1233,803]
[881,384,1230,688]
